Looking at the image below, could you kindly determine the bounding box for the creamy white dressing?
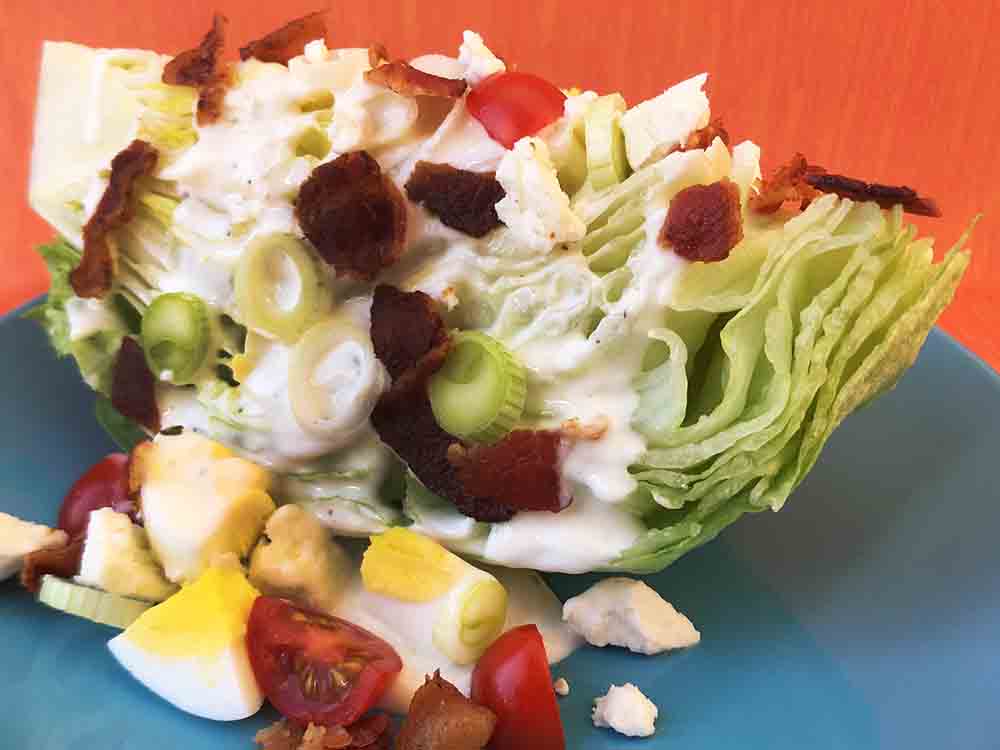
[65,296,122,341]
[329,553,580,712]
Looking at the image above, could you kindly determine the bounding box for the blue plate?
[2,299,998,749]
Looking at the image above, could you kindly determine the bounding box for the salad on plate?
[3,9,973,748]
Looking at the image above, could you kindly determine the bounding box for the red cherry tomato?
[467,72,566,149]
[471,624,565,750]
[246,597,403,727]
[57,453,134,538]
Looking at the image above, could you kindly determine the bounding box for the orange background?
[2,1,997,368]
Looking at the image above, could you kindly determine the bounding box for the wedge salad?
[7,9,975,748]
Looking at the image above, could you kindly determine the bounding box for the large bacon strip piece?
[405,162,505,238]
[365,61,468,99]
[70,140,158,298]
[296,152,409,282]
[239,11,327,65]
[660,178,744,263]
[162,13,230,125]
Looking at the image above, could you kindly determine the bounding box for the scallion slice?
[235,233,324,343]
[428,331,526,444]
[140,291,210,383]
[584,94,630,190]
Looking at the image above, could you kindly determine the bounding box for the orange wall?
[2,0,996,367]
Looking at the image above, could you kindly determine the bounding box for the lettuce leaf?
[611,202,973,573]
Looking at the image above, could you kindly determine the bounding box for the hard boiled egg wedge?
[107,566,264,721]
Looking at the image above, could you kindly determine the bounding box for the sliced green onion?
[37,575,152,630]
[235,233,325,343]
[557,128,589,196]
[428,332,526,444]
[433,576,508,665]
[584,94,630,190]
[140,292,210,383]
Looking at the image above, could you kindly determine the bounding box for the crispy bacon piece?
[69,140,158,299]
[295,152,409,281]
[803,171,941,217]
[162,13,230,125]
[254,714,391,750]
[396,672,497,750]
[239,11,327,65]
[448,431,570,513]
[370,285,449,380]
[111,337,160,433]
[750,153,941,217]
[369,287,516,523]
[405,161,505,238]
[20,537,84,594]
[368,42,389,69]
[676,117,731,153]
[660,178,744,262]
[365,60,468,99]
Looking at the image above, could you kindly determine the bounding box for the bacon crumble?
[239,11,327,65]
[750,153,941,217]
[70,140,158,299]
[368,42,389,69]
[20,537,84,594]
[254,713,391,750]
[365,60,468,99]
[676,117,731,153]
[405,161,506,238]
[448,431,570,513]
[162,13,230,125]
[396,671,497,750]
[111,337,160,433]
[295,152,409,281]
[660,178,744,262]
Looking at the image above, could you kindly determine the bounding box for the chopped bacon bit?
[70,140,158,299]
[365,60,468,99]
[20,537,84,593]
[370,285,449,380]
[295,151,409,281]
[255,715,391,750]
[676,117,731,153]
[561,415,609,441]
[239,11,327,65]
[449,431,570,513]
[396,671,497,750]
[405,161,505,238]
[111,337,160,433]
[368,42,389,69]
[162,13,230,125]
[660,178,744,263]
[750,153,941,217]
[803,171,942,217]
[369,287,515,523]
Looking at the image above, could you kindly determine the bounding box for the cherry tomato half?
[467,72,566,149]
[246,597,403,727]
[57,453,134,538]
[471,624,565,750]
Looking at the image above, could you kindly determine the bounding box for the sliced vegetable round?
[37,575,152,629]
[140,292,210,383]
[235,232,324,342]
[246,596,403,727]
[432,577,509,665]
[584,94,629,190]
[467,72,566,149]
[428,331,526,444]
[471,624,565,750]
[289,316,387,445]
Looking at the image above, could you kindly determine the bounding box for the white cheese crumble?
[592,683,658,737]
[458,30,505,85]
[553,677,570,696]
[620,73,710,170]
[495,137,586,253]
[563,577,700,654]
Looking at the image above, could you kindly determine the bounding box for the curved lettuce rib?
[612,200,973,574]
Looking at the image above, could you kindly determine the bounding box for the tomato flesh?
[246,596,402,727]
[471,624,565,750]
[57,453,134,537]
[467,72,566,149]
